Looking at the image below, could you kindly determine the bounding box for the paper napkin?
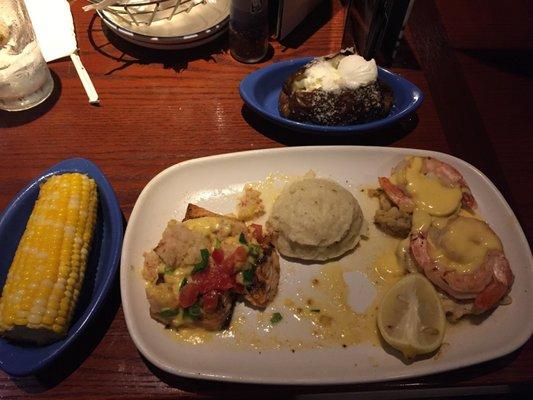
[24,0,99,103]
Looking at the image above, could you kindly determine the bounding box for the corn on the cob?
[0,173,98,345]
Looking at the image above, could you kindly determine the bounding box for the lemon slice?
[377,273,446,358]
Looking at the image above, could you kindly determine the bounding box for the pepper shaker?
[229,0,269,63]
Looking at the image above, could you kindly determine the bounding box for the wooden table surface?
[0,0,531,398]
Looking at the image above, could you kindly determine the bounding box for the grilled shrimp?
[410,223,514,314]
[421,157,477,209]
[379,157,477,211]
[378,177,415,212]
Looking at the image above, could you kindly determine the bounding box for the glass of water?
[0,0,54,112]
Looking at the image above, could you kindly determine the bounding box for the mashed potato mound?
[268,177,366,261]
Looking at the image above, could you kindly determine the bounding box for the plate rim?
[97,4,229,43]
[121,146,533,385]
[239,57,424,134]
[0,157,123,376]
[102,19,228,50]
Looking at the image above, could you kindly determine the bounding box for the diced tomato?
[187,247,249,298]
[179,282,200,308]
[250,224,264,242]
[220,246,248,274]
[212,249,224,265]
[220,256,233,275]
[233,283,245,294]
[202,290,220,312]
[233,246,249,266]
[195,267,235,293]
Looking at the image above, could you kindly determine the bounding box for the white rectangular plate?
[120,146,533,385]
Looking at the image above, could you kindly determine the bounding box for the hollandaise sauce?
[411,209,449,233]
[291,263,382,346]
[392,157,462,216]
[429,216,502,274]
[183,217,235,240]
[291,240,406,345]
[373,248,406,281]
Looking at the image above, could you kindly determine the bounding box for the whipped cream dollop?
[301,54,378,92]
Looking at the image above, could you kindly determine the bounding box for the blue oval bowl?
[239,57,424,134]
[0,158,123,376]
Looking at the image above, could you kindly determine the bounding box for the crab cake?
[268,178,366,261]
